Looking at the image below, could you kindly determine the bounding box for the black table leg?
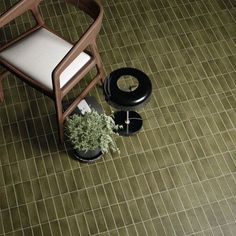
[113,111,143,136]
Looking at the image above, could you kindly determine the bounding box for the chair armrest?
[52,0,103,85]
[0,0,43,28]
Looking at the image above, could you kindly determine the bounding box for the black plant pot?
[73,148,103,163]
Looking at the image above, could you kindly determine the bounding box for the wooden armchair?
[0,0,105,142]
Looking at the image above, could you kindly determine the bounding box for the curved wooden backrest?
[0,0,43,27]
[53,0,103,81]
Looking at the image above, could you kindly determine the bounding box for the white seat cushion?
[0,28,91,90]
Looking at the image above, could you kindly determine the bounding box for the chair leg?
[54,99,64,144]
[91,42,105,84]
[0,70,9,102]
[58,120,64,144]
[0,80,4,102]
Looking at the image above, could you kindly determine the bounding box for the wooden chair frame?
[0,0,105,142]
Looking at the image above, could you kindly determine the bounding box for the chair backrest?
[52,0,104,90]
[0,0,43,28]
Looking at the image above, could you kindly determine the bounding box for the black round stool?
[104,67,152,136]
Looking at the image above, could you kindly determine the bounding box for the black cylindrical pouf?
[104,67,152,136]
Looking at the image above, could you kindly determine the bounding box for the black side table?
[104,67,152,136]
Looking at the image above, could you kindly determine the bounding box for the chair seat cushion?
[0,28,91,90]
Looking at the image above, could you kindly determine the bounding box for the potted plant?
[65,109,119,162]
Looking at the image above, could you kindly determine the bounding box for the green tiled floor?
[0,0,236,235]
